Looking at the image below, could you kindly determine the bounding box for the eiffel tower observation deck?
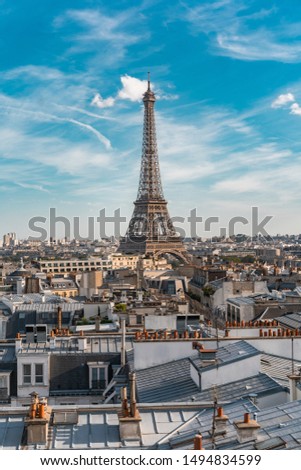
[119,75,189,263]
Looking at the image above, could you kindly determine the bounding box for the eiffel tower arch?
[119,76,190,264]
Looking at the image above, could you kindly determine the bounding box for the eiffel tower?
[119,75,189,263]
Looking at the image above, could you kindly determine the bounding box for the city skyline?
[1,1,301,238]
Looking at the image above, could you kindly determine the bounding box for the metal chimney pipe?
[129,372,137,417]
[193,434,204,450]
[57,306,62,331]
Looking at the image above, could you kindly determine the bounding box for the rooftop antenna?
[292,337,295,375]
[147,71,151,91]
[211,385,218,450]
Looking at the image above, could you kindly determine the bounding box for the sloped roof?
[261,353,301,387]
[191,340,259,371]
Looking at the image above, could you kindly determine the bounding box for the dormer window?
[87,362,109,390]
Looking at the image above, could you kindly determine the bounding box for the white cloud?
[118,75,148,102]
[213,175,262,193]
[290,102,301,115]
[271,92,301,117]
[91,75,177,110]
[91,93,115,109]
[271,92,295,108]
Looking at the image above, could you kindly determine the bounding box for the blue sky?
[1,0,301,239]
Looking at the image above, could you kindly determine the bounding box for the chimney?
[121,319,126,367]
[77,330,87,351]
[36,324,47,343]
[192,342,217,364]
[49,330,56,350]
[193,434,204,450]
[214,407,229,435]
[138,290,143,302]
[288,372,301,401]
[57,306,62,331]
[118,372,141,443]
[234,412,260,443]
[25,325,35,343]
[24,393,52,445]
[15,332,22,352]
[129,372,138,418]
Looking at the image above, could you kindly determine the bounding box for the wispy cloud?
[178,1,301,62]
[1,65,66,81]
[16,182,50,193]
[0,102,112,149]
[56,105,117,121]
[53,8,147,66]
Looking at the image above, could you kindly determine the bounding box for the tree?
[114,303,126,312]
[202,285,215,297]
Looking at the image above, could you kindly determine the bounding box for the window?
[0,373,10,397]
[22,363,44,385]
[88,362,109,390]
[35,364,44,384]
[23,364,31,384]
[91,368,106,389]
[0,376,7,387]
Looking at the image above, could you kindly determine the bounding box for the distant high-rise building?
[3,232,17,247]
[119,76,189,263]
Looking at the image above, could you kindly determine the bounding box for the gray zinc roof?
[0,344,16,363]
[277,312,301,330]
[15,303,84,312]
[191,340,259,371]
[136,348,282,404]
[156,399,258,450]
[17,335,134,354]
[261,353,301,387]
[215,399,301,450]
[0,404,207,450]
[136,358,198,403]
[157,399,301,450]
[190,373,285,403]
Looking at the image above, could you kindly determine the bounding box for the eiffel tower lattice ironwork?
[119,76,189,263]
